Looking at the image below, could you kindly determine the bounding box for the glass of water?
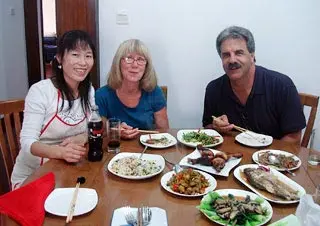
[308,149,320,166]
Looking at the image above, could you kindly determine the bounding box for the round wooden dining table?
[2,129,318,226]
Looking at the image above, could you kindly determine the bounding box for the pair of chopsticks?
[137,129,159,134]
[233,125,249,133]
[115,128,159,134]
[212,116,248,133]
[66,177,86,223]
[212,116,265,143]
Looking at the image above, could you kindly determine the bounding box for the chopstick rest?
[66,176,86,223]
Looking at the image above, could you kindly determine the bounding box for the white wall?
[99,0,320,147]
[0,0,28,100]
[0,3,7,100]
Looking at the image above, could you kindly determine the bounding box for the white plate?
[140,133,177,149]
[179,148,242,177]
[199,189,273,226]
[177,129,223,148]
[252,149,301,171]
[45,188,98,216]
[160,169,217,197]
[235,131,273,147]
[107,152,165,180]
[111,207,168,226]
[234,164,306,204]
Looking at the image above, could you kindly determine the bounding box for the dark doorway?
[24,0,42,87]
[23,0,100,89]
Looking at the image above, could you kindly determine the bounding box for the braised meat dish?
[187,145,242,172]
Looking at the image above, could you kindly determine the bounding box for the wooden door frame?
[23,0,100,88]
[24,0,42,87]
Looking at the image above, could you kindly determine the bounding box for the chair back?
[299,93,319,147]
[0,99,24,192]
[160,86,167,101]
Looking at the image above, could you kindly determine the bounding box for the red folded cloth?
[0,172,55,226]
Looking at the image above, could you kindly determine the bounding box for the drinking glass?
[314,184,320,205]
[308,149,320,166]
[107,118,121,153]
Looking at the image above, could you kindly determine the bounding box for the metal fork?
[142,206,152,225]
[123,206,137,226]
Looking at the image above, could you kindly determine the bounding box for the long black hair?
[51,30,96,113]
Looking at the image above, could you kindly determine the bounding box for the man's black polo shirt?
[202,65,306,139]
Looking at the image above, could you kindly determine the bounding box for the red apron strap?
[40,157,44,166]
[13,182,20,190]
[40,90,60,135]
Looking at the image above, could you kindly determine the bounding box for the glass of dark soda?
[107,118,121,153]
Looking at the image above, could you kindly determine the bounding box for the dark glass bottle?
[88,105,103,161]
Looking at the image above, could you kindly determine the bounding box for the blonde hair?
[107,39,157,91]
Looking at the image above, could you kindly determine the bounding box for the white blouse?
[11,79,95,188]
[20,79,95,153]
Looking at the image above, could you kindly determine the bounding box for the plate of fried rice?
[107,152,165,180]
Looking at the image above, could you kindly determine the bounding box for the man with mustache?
[202,26,305,143]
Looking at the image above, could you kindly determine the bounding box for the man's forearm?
[281,131,302,145]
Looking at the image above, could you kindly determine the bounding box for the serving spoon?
[163,156,183,173]
[138,146,148,160]
[268,155,296,176]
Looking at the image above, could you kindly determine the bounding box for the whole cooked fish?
[243,168,299,200]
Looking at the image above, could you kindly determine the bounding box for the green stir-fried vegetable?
[183,131,220,145]
[197,191,270,226]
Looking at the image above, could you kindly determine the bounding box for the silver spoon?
[163,156,183,173]
[268,155,296,176]
[173,164,183,173]
[138,146,148,160]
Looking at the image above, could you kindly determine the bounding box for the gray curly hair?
[216,26,255,56]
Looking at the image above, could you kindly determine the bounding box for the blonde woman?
[96,39,169,139]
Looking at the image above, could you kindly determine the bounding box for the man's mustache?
[228,63,241,70]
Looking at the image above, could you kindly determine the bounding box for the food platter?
[179,148,242,177]
[177,129,223,148]
[107,152,165,180]
[234,164,306,204]
[252,149,301,171]
[140,133,177,149]
[160,169,217,197]
[198,189,273,226]
[235,131,273,147]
